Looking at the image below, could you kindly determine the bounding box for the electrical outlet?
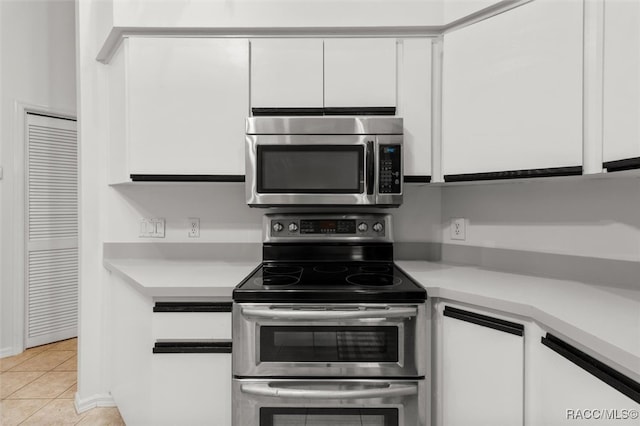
[450,218,466,241]
[188,217,200,238]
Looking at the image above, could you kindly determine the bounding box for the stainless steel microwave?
[245,117,403,207]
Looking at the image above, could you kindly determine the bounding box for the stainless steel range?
[232,213,429,426]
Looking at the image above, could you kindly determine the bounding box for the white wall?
[0,0,76,356]
[441,177,640,262]
[105,184,441,243]
[106,0,444,36]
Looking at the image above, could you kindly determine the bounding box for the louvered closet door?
[25,113,78,348]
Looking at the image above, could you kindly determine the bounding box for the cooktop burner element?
[359,265,391,273]
[257,275,300,287]
[233,213,427,303]
[263,266,303,275]
[346,273,402,287]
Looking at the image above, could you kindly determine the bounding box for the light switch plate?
[152,218,165,238]
[139,218,165,238]
[450,218,466,241]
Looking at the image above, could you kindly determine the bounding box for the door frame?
[11,101,76,354]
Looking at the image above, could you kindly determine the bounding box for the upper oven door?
[246,135,375,206]
[233,303,427,378]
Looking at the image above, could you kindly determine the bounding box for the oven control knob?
[357,222,368,232]
[288,222,299,232]
[373,222,384,233]
[272,222,284,233]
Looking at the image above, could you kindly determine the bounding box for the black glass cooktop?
[233,262,427,303]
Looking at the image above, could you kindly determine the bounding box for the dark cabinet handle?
[542,333,640,404]
[603,156,640,173]
[153,302,232,313]
[130,175,245,182]
[153,340,232,354]
[443,306,524,336]
[444,166,582,183]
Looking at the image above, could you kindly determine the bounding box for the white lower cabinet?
[436,301,524,426]
[434,300,640,426]
[109,273,232,425]
[151,353,231,425]
[527,325,640,426]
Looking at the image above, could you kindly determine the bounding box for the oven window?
[260,326,398,362]
[261,408,398,426]
[257,145,363,193]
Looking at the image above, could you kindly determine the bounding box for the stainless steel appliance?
[233,213,429,426]
[245,117,404,207]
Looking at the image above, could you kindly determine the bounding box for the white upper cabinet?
[110,37,249,182]
[442,0,583,178]
[324,38,397,108]
[398,39,432,177]
[250,39,324,109]
[603,0,640,166]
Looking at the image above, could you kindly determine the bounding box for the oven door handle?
[240,383,417,400]
[240,306,418,320]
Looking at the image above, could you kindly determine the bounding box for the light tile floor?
[0,338,125,425]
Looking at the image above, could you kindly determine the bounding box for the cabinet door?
[397,39,432,178]
[127,38,249,175]
[442,0,583,178]
[250,39,323,109]
[603,0,640,166]
[529,332,640,425]
[324,38,396,108]
[152,353,231,425]
[441,305,524,426]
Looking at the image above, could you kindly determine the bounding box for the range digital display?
[300,219,356,234]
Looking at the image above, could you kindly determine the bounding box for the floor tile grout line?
[17,397,56,425]
[1,371,47,400]
[6,352,76,373]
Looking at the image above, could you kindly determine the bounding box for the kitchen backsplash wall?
[106,184,442,244]
[441,177,640,262]
[440,177,640,290]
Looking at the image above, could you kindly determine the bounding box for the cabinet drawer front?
[152,354,231,425]
[153,312,231,340]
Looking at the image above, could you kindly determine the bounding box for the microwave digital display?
[257,146,364,194]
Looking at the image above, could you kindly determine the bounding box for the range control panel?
[265,214,392,242]
[379,145,401,194]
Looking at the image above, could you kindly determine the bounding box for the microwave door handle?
[241,306,417,320]
[366,140,375,195]
[240,383,417,400]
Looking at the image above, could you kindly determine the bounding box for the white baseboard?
[0,346,19,358]
[75,392,116,413]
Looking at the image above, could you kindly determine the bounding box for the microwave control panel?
[379,145,401,194]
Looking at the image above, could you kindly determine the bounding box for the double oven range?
[233,214,429,426]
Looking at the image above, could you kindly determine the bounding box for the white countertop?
[104,258,258,298]
[397,260,640,382]
[103,256,639,381]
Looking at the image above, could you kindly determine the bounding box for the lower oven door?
[233,379,426,426]
[233,303,427,377]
